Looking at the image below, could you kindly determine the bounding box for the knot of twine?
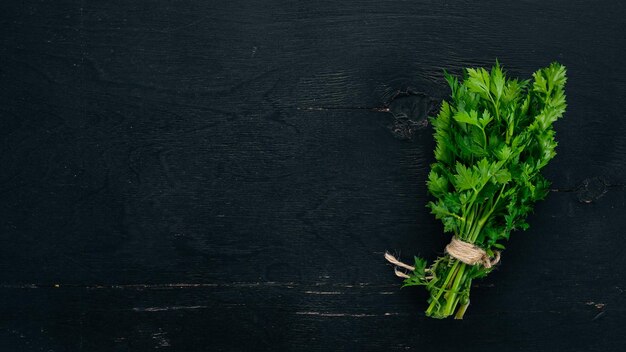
[445,237,500,269]
[384,238,501,278]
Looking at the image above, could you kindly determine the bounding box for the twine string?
[384,237,500,279]
[383,252,414,278]
[445,237,500,269]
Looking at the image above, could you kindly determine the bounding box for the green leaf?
[474,158,493,183]
[453,162,479,191]
[466,67,491,98]
[413,256,427,276]
[504,213,515,231]
[532,70,548,94]
[479,110,493,128]
[427,201,460,233]
[494,169,512,184]
[453,110,479,127]
[441,216,458,233]
[543,62,567,93]
[443,193,461,213]
[402,257,429,287]
[459,191,471,205]
[427,170,448,198]
[490,62,505,99]
[495,144,512,161]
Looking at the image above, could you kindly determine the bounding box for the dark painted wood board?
[1,0,625,350]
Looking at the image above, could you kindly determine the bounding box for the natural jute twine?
[384,237,500,277]
[445,237,500,269]
[383,252,415,279]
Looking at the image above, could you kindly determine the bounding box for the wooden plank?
[1,0,625,350]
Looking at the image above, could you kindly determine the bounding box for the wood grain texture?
[1,0,625,350]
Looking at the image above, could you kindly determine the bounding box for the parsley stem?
[444,263,466,314]
[425,260,459,316]
[454,295,471,319]
[470,184,507,243]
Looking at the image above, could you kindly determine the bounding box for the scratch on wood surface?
[151,329,171,348]
[585,301,606,309]
[0,281,399,291]
[295,311,377,318]
[296,106,389,112]
[592,311,606,321]
[0,282,289,289]
[133,305,208,312]
[295,311,403,317]
[0,281,397,295]
[550,177,625,203]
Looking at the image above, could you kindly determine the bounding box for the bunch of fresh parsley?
[402,62,567,319]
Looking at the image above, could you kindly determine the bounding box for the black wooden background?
[1,0,625,351]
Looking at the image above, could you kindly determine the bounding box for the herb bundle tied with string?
[385,61,567,319]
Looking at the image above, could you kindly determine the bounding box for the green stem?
[481,127,488,148]
[470,184,507,243]
[425,260,459,316]
[454,296,471,319]
[488,93,500,121]
[443,263,466,314]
